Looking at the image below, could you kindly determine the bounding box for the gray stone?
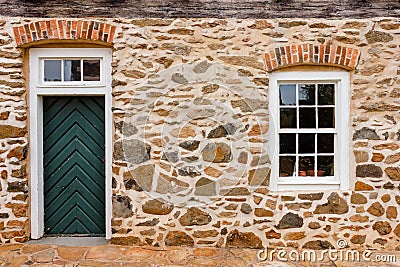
[353,127,380,140]
[313,192,349,214]
[112,195,133,218]
[179,140,200,151]
[177,166,201,177]
[161,151,179,163]
[195,178,216,196]
[202,142,232,163]
[171,73,188,84]
[122,123,138,136]
[248,167,270,186]
[366,30,393,43]
[193,61,211,73]
[179,207,212,226]
[277,212,303,229]
[356,164,383,178]
[156,174,189,194]
[250,154,270,167]
[187,109,216,119]
[220,187,250,196]
[136,218,160,226]
[131,164,154,191]
[240,203,252,214]
[124,140,151,164]
[207,123,237,138]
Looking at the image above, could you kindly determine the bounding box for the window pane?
[317,134,334,153]
[280,108,296,128]
[299,108,316,128]
[318,84,335,105]
[44,60,61,82]
[279,156,296,177]
[279,134,296,154]
[299,156,315,176]
[279,84,296,106]
[318,107,335,128]
[299,133,315,154]
[317,156,334,176]
[64,60,81,81]
[83,60,100,81]
[299,84,315,105]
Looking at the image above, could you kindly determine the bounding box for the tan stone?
[351,193,367,204]
[204,166,222,178]
[226,230,263,249]
[373,143,400,150]
[31,249,55,263]
[385,153,400,164]
[367,202,385,217]
[170,126,196,138]
[142,199,174,215]
[355,181,374,191]
[385,167,400,181]
[254,208,274,217]
[193,247,222,257]
[394,224,400,237]
[284,231,306,240]
[372,153,384,162]
[57,247,87,261]
[381,194,391,202]
[165,231,194,246]
[265,229,281,239]
[350,235,366,244]
[354,151,368,163]
[387,206,398,219]
[193,230,219,238]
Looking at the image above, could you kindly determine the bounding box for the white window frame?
[29,48,113,239]
[269,71,350,191]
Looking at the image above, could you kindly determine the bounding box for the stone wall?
[1,17,400,250]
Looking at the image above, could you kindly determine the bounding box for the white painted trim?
[29,48,112,239]
[269,71,350,192]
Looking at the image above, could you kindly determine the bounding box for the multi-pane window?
[42,58,101,84]
[278,83,335,178]
[269,71,350,191]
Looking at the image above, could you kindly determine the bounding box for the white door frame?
[29,48,112,239]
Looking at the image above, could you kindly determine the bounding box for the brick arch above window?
[265,44,360,72]
[13,20,116,47]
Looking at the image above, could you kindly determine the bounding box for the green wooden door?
[43,96,105,235]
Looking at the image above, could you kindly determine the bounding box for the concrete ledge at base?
[26,237,109,246]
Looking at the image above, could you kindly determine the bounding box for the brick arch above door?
[265,44,360,72]
[12,20,116,47]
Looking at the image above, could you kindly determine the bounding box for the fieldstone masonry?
[0,17,398,251]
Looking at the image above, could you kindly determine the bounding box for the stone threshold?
[26,236,109,246]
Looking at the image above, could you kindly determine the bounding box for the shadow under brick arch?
[12,20,117,47]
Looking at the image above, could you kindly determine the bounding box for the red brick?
[13,27,21,45]
[82,21,88,39]
[319,45,324,63]
[34,22,42,39]
[285,46,292,65]
[298,44,303,63]
[329,45,337,64]
[98,23,105,40]
[87,21,94,40]
[108,25,116,42]
[51,19,59,39]
[58,20,65,39]
[339,46,347,66]
[349,49,359,69]
[76,20,83,39]
[265,53,272,71]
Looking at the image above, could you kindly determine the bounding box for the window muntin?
[278,82,336,179]
[42,58,102,86]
